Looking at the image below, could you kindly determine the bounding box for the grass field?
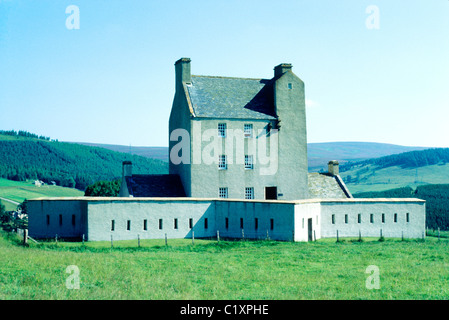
[341,163,449,194]
[0,178,84,208]
[1,231,449,300]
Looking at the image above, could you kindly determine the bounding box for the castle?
[27,58,425,242]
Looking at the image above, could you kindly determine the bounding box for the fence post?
[111,235,113,248]
[138,234,140,248]
[402,231,404,241]
[192,231,194,246]
[23,229,28,246]
[359,230,361,242]
[336,230,339,242]
[82,234,85,246]
[55,234,58,244]
[313,230,316,242]
[217,230,220,243]
[438,227,440,241]
[266,230,269,241]
[242,228,245,240]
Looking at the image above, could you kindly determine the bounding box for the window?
[111,220,115,231]
[240,218,244,229]
[174,218,178,229]
[288,83,292,89]
[255,218,259,230]
[143,219,148,231]
[46,215,50,226]
[358,214,361,224]
[344,214,348,224]
[204,218,208,229]
[127,220,131,231]
[370,214,374,223]
[244,155,253,170]
[382,213,385,223]
[218,123,226,137]
[189,218,193,229]
[72,215,76,226]
[159,219,163,230]
[225,217,229,230]
[270,219,274,230]
[59,214,63,226]
[218,155,227,170]
[244,124,253,138]
[245,187,254,199]
[394,213,397,223]
[302,218,304,229]
[331,214,335,224]
[219,187,228,198]
[406,212,410,223]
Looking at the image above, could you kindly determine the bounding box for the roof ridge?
[191,74,266,81]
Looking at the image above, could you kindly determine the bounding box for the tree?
[0,203,13,232]
[84,179,121,197]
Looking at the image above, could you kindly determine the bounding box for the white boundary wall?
[28,197,425,242]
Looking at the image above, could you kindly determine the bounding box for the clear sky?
[0,0,448,148]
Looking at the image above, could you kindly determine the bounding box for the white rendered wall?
[319,199,426,239]
[294,202,321,242]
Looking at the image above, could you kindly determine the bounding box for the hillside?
[0,178,84,210]
[74,142,169,162]
[308,142,429,171]
[0,133,168,191]
[70,141,430,171]
[340,148,449,194]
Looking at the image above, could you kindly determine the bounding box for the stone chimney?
[175,57,191,92]
[122,161,132,178]
[274,63,292,78]
[328,160,339,176]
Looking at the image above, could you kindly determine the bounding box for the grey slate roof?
[186,75,276,119]
[125,174,186,197]
[308,173,351,199]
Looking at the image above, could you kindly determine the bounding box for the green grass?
[1,231,449,300]
[341,163,449,194]
[0,178,83,204]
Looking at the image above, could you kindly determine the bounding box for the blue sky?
[0,0,448,148]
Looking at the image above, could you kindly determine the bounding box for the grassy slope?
[341,163,449,194]
[0,178,83,206]
[1,232,449,300]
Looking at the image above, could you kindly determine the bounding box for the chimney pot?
[175,57,192,90]
[328,160,339,176]
[122,161,132,178]
[274,63,292,77]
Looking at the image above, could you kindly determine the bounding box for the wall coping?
[28,196,426,204]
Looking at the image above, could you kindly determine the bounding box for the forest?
[340,148,449,172]
[0,136,168,191]
[354,184,449,230]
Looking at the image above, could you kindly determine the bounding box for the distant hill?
[75,142,169,162]
[0,133,168,191]
[71,141,430,171]
[307,142,429,171]
[339,148,449,194]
